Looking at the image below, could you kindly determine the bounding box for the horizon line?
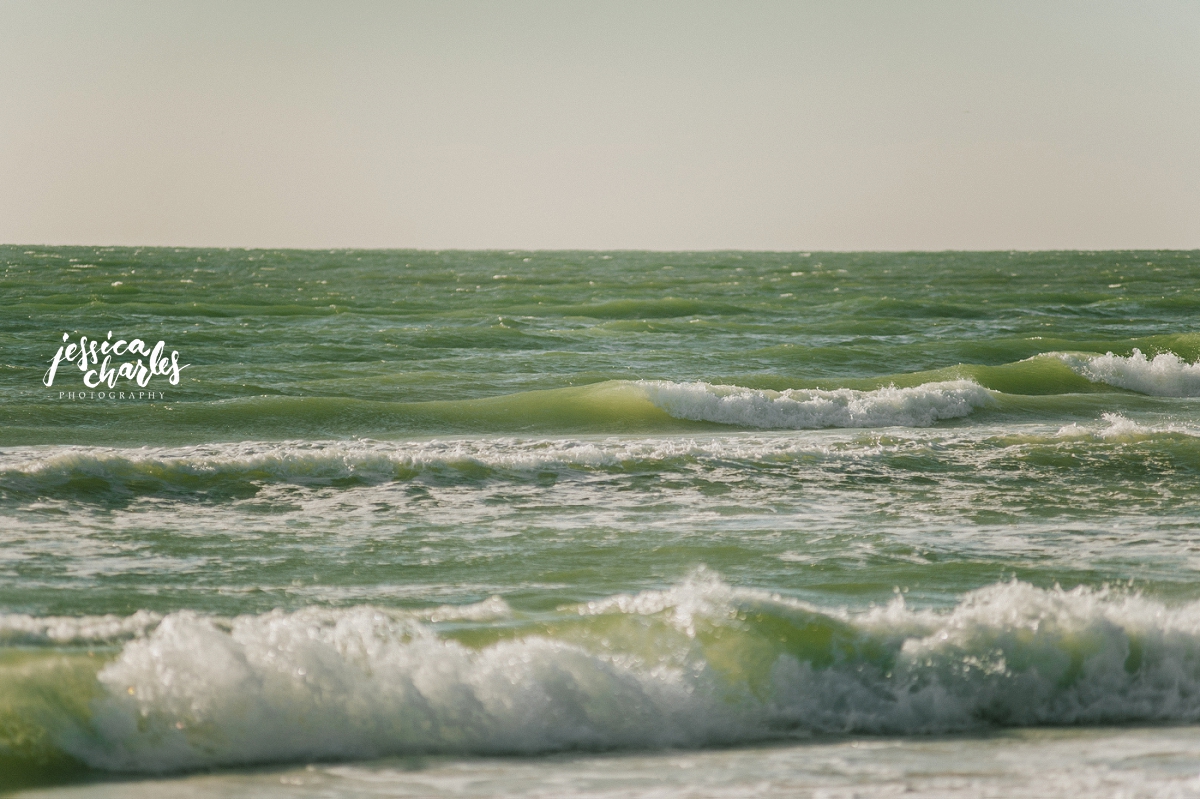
[5,243,1197,255]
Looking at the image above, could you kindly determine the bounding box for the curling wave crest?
[11,575,1200,773]
[636,379,992,428]
[1059,349,1200,397]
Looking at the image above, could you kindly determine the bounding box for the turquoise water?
[4,247,1200,796]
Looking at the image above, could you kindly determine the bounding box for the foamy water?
[637,379,993,428]
[1061,349,1200,397]
[5,248,1200,796]
[11,575,1200,777]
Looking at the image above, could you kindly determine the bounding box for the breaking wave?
[1060,349,1200,397]
[637,379,993,429]
[7,414,1200,506]
[7,575,1200,779]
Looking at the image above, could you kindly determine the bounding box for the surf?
[7,573,1200,785]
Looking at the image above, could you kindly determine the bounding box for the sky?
[1,1,1197,251]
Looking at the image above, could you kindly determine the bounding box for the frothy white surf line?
[0,438,809,486]
[1054,412,1200,440]
[1060,349,1200,397]
[0,610,161,645]
[0,435,915,488]
[21,574,1200,772]
[636,379,992,429]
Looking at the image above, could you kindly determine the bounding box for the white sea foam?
[25,574,1200,773]
[0,412,1177,499]
[0,435,877,492]
[1095,412,1161,439]
[1060,349,1200,397]
[1054,412,1200,440]
[73,606,729,771]
[0,438,778,489]
[0,610,161,645]
[636,379,993,429]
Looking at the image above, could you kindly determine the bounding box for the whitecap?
[1060,349,1200,397]
[636,379,993,429]
[29,574,1200,772]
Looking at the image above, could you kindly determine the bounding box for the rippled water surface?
[3,248,1200,796]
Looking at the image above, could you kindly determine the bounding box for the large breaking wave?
[1059,349,1200,397]
[7,574,1200,780]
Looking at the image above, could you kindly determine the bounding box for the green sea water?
[4,247,1200,796]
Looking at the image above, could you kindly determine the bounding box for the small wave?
[0,611,161,646]
[1060,349,1200,397]
[9,575,1200,775]
[1054,412,1200,441]
[0,438,799,502]
[637,379,992,429]
[7,416,1200,507]
[0,431,973,503]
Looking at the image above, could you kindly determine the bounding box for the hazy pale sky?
[2,1,1197,250]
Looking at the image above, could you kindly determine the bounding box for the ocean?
[3,247,1200,797]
